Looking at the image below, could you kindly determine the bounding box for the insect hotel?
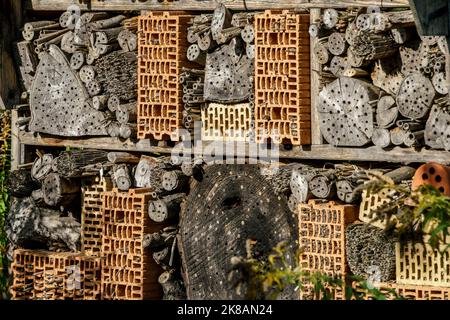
[0,0,449,301]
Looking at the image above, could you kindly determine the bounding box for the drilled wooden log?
[432,72,448,95]
[16,41,38,74]
[309,23,332,39]
[7,170,39,197]
[187,44,206,65]
[158,270,186,300]
[328,55,350,77]
[425,98,450,150]
[94,27,123,44]
[117,29,137,52]
[143,232,166,251]
[309,171,336,199]
[404,130,425,147]
[231,12,255,27]
[390,127,407,146]
[314,42,331,65]
[85,80,102,97]
[115,102,137,124]
[87,15,126,32]
[79,65,96,84]
[240,25,255,44]
[197,32,216,51]
[42,172,79,207]
[328,32,348,56]
[112,164,132,191]
[323,8,355,30]
[119,123,136,139]
[69,51,85,70]
[290,169,315,203]
[31,154,54,181]
[92,95,108,111]
[107,152,140,164]
[376,95,398,129]
[211,3,232,41]
[319,77,379,147]
[148,193,185,223]
[107,94,120,112]
[106,121,120,137]
[134,156,164,191]
[372,128,392,149]
[94,43,120,56]
[336,179,359,203]
[396,73,436,120]
[153,247,171,268]
[161,170,189,192]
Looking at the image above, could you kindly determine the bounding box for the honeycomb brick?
[396,241,450,287]
[10,249,101,300]
[359,188,397,229]
[101,188,165,300]
[201,103,253,142]
[367,282,450,300]
[254,10,311,146]
[137,11,194,141]
[81,177,113,256]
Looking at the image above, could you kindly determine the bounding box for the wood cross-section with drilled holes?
[254,10,311,145]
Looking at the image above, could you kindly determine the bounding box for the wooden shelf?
[19,130,450,164]
[28,0,409,11]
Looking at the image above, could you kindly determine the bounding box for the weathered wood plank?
[310,9,323,145]
[19,131,450,164]
[408,0,448,36]
[28,0,410,11]
[11,109,22,171]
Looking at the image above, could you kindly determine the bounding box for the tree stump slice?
[372,128,392,149]
[376,95,398,129]
[432,72,448,95]
[319,77,378,146]
[178,164,297,300]
[425,104,450,150]
[396,73,435,120]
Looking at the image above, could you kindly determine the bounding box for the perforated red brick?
[10,249,101,300]
[101,188,164,300]
[254,10,311,145]
[81,177,113,256]
[137,12,193,141]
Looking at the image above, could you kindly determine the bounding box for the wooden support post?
[11,109,23,171]
[310,8,323,146]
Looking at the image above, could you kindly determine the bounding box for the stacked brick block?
[298,201,358,300]
[396,242,450,287]
[101,188,163,300]
[81,177,113,256]
[201,103,253,142]
[254,10,311,145]
[359,188,397,229]
[137,12,193,141]
[10,249,101,300]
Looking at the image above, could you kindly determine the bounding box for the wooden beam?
[28,0,410,11]
[11,109,22,170]
[310,8,323,145]
[19,131,450,164]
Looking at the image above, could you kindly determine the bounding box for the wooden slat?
[19,131,450,164]
[408,0,448,36]
[310,8,323,145]
[28,0,410,11]
[11,109,22,170]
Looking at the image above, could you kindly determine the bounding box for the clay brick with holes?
[396,241,450,287]
[101,188,165,300]
[254,10,311,145]
[10,249,101,300]
[137,12,194,141]
[359,188,397,229]
[201,103,254,142]
[81,177,113,256]
[365,282,450,300]
[412,162,450,196]
[298,201,358,299]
